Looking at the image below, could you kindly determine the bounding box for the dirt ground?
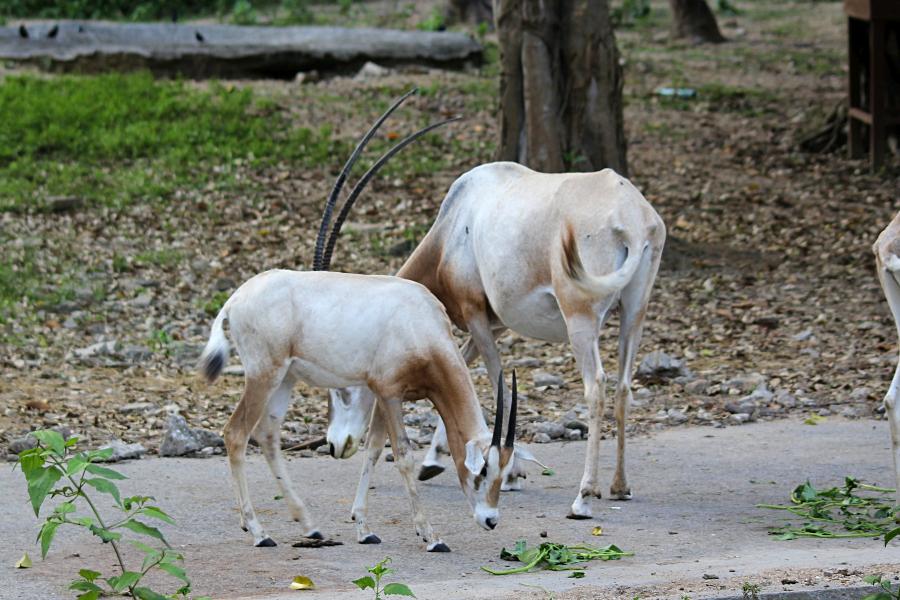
[2,0,900,458]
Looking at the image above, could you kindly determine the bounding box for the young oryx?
[326,162,666,520]
[873,212,900,504]
[198,92,520,551]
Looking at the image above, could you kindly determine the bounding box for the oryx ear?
[464,439,486,475]
[513,445,550,470]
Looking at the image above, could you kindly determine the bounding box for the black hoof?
[256,537,277,547]
[418,464,445,481]
[428,542,451,553]
[306,531,324,540]
[566,513,592,520]
[360,534,381,545]
[241,526,248,532]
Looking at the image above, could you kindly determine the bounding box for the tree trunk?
[445,0,493,25]
[493,0,627,175]
[668,0,725,44]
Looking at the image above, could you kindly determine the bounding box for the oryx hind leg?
[351,402,388,545]
[611,246,659,501]
[566,312,609,520]
[225,371,281,547]
[253,375,321,539]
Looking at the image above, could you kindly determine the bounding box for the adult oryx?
[198,91,521,551]
[873,212,900,504]
[326,161,666,520]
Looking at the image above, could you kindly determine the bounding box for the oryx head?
[462,372,521,531]
[326,386,376,459]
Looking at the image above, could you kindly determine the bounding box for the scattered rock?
[724,373,767,394]
[73,340,119,360]
[123,345,153,363]
[564,428,582,440]
[532,432,552,444]
[729,413,751,425]
[563,419,588,434]
[667,409,689,425]
[792,329,814,342]
[354,61,390,81]
[532,421,566,439]
[159,415,201,457]
[194,428,224,448]
[774,389,797,408]
[97,439,147,462]
[119,402,157,415]
[533,371,564,389]
[511,357,543,368]
[637,350,690,382]
[223,365,245,377]
[8,435,38,455]
[294,69,320,84]
[684,379,710,395]
[849,387,870,402]
[214,277,236,291]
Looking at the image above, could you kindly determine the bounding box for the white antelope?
[198,93,521,550]
[326,161,666,519]
[873,212,900,504]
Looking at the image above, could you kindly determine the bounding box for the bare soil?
[2,0,900,458]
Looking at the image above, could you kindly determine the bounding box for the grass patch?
[0,72,344,211]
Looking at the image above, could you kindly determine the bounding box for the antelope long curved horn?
[321,115,462,270]
[491,372,504,448]
[313,87,418,271]
[505,370,517,448]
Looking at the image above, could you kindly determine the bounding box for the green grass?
[0,72,344,211]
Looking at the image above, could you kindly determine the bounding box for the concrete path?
[1,419,897,600]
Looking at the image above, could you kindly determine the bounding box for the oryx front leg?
[352,402,388,545]
[254,377,321,539]
[225,374,278,547]
[885,362,900,506]
[381,397,450,552]
[567,324,606,519]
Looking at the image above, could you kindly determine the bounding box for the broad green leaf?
[17,450,45,478]
[39,521,60,558]
[84,463,127,480]
[289,575,315,590]
[64,436,80,448]
[159,563,189,584]
[86,447,115,462]
[75,590,102,600]
[123,496,154,511]
[132,586,169,600]
[32,430,66,456]
[140,506,176,525]
[84,478,122,507]
[53,501,76,515]
[541,467,555,476]
[71,516,94,527]
[568,571,586,578]
[15,553,32,568]
[70,580,103,592]
[383,582,415,597]
[120,519,168,545]
[107,571,142,593]
[885,526,899,546]
[66,455,89,477]
[864,574,883,585]
[129,540,160,556]
[27,465,62,516]
[78,569,102,583]
[353,576,375,590]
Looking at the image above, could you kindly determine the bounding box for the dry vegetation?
[2,0,899,458]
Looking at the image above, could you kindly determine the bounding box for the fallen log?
[0,22,482,78]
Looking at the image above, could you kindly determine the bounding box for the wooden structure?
[844,0,900,170]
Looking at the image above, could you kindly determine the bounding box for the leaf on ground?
[383,582,415,597]
[591,526,603,536]
[15,553,32,568]
[289,575,315,590]
[541,468,555,476]
[803,414,825,425]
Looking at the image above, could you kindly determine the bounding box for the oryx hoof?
[241,526,248,532]
[609,488,632,501]
[256,537,277,547]
[360,534,381,545]
[418,464,445,481]
[566,512,593,520]
[306,530,324,540]
[427,541,451,552]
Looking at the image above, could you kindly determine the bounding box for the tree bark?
[668,0,725,44]
[493,0,627,175]
[445,0,493,25]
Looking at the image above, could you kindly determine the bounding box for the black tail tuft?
[201,350,225,383]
